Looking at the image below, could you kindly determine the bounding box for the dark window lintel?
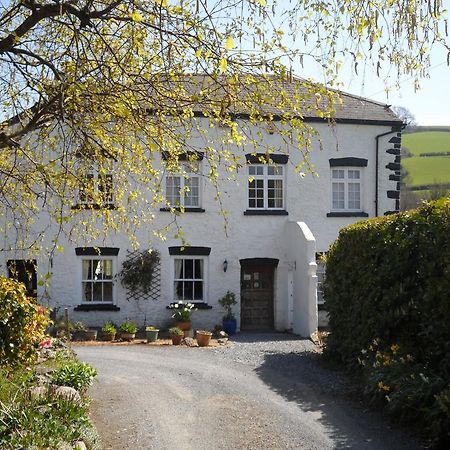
[329,157,368,167]
[75,247,120,256]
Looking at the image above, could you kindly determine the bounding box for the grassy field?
[402,156,450,186]
[402,131,450,156]
[401,130,450,188]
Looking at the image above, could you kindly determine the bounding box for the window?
[331,168,362,211]
[7,259,37,297]
[82,258,114,303]
[165,161,201,208]
[173,257,205,302]
[78,159,114,206]
[316,255,326,306]
[248,165,284,210]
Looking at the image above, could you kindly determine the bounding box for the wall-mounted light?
[223,259,228,273]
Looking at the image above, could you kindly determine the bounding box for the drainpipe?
[375,128,399,217]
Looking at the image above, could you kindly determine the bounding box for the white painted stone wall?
[1,119,399,332]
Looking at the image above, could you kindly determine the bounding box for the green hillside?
[402,131,450,156]
[401,129,450,188]
[402,156,450,186]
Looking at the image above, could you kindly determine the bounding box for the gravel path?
[76,333,422,450]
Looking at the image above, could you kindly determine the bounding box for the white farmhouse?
[1,77,402,336]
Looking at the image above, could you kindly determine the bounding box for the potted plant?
[219,291,237,335]
[102,321,117,341]
[169,327,184,345]
[169,301,195,332]
[145,325,159,343]
[196,330,212,347]
[119,321,138,341]
[72,321,86,341]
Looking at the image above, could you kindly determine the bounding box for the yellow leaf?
[226,36,234,50]
[220,57,227,73]
[130,11,143,22]
[160,0,168,7]
[257,0,266,6]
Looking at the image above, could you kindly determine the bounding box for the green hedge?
[323,198,450,443]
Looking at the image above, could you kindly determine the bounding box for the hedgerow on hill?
[323,198,450,444]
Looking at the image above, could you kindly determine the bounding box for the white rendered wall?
[0,119,399,331]
[286,221,318,337]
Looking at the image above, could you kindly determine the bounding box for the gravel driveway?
[75,333,422,450]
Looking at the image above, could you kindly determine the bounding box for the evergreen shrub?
[323,198,450,444]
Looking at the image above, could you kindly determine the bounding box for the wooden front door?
[240,265,274,330]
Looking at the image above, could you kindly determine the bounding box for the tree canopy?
[0,0,447,251]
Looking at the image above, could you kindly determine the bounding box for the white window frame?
[331,168,363,212]
[165,161,202,208]
[247,164,285,210]
[80,256,115,304]
[78,159,114,206]
[171,255,208,303]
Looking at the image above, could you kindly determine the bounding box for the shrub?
[119,321,138,333]
[51,362,97,392]
[218,291,237,320]
[0,276,49,370]
[102,321,117,334]
[323,198,450,444]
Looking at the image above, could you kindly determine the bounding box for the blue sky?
[285,1,450,126]
[1,0,448,125]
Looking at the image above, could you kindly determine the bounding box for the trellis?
[122,249,161,302]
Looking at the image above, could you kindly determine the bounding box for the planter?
[175,321,191,331]
[103,332,116,341]
[146,329,159,343]
[196,330,212,347]
[83,329,98,341]
[222,318,237,335]
[120,332,135,341]
[171,335,183,345]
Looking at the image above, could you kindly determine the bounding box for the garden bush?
[0,276,49,369]
[323,198,450,444]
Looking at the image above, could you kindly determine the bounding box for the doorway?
[240,258,278,330]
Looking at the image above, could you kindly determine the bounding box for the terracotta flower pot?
[175,321,191,331]
[171,335,183,345]
[196,330,212,347]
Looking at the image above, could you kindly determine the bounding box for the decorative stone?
[219,331,229,338]
[218,338,229,345]
[28,386,48,401]
[183,337,198,347]
[51,386,82,404]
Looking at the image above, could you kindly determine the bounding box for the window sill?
[327,212,369,217]
[72,204,116,210]
[244,210,288,216]
[166,302,212,310]
[74,304,120,311]
[159,207,205,213]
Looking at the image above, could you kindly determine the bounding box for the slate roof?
[147,74,402,126]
